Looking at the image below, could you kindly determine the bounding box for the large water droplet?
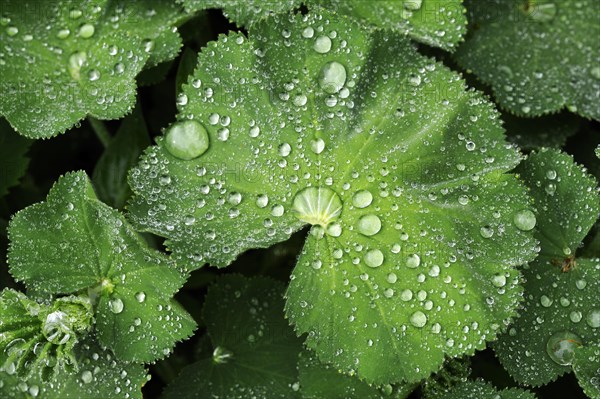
[546,331,583,365]
[68,51,87,80]
[357,214,381,236]
[311,138,325,154]
[164,120,209,160]
[492,273,506,288]
[319,61,347,94]
[364,249,384,268]
[81,370,93,384]
[410,311,427,328]
[314,36,332,53]
[586,309,600,328]
[109,298,124,314]
[292,187,342,227]
[514,209,536,231]
[352,190,373,208]
[78,23,95,38]
[406,254,421,268]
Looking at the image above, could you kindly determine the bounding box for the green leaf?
[128,10,538,383]
[0,119,31,198]
[8,171,195,363]
[163,275,303,399]
[298,351,414,399]
[573,346,600,399]
[313,0,467,51]
[503,112,581,151]
[494,149,600,386]
[437,380,536,399]
[92,105,150,209]
[0,0,195,138]
[420,358,471,399]
[0,337,148,399]
[183,0,466,50]
[455,0,600,119]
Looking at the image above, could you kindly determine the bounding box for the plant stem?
[87,116,111,148]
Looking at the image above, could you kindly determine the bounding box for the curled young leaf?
[128,10,538,383]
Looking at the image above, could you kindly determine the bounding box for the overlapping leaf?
[503,112,581,151]
[182,0,466,50]
[128,10,538,383]
[455,0,600,119]
[0,336,148,399]
[573,346,600,399]
[437,380,536,399]
[163,275,303,399]
[0,0,197,138]
[8,171,195,363]
[495,149,600,386]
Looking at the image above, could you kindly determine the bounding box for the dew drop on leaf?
[513,209,537,231]
[109,297,124,314]
[164,120,210,160]
[586,309,600,328]
[406,254,421,268]
[314,36,332,53]
[410,311,427,328]
[357,214,381,236]
[135,291,146,303]
[546,331,583,365]
[352,190,373,208]
[319,61,347,94]
[364,249,384,268]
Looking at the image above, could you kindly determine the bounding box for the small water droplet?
[135,292,146,303]
[586,309,600,328]
[81,370,93,384]
[406,254,421,268]
[352,190,373,208]
[492,273,506,288]
[78,23,95,38]
[311,138,325,154]
[364,249,384,268]
[410,311,427,328]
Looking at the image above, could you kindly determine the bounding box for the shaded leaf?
[0,119,31,197]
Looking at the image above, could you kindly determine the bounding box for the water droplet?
[387,273,398,284]
[302,27,315,38]
[530,3,557,22]
[6,26,18,36]
[314,36,332,53]
[311,138,325,154]
[406,254,421,268]
[143,39,155,53]
[591,66,600,80]
[492,273,506,288]
[480,225,494,238]
[352,190,373,208]
[292,187,342,226]
[68,51,87,80]
[81,370,93,384]
[586,309,600,328]
[357,214,381,236]
[271,204,284,217]
[364,249,384,268]
[403,0,423,10]
[546,331,583,365]
[319,61,346,94]
[410,311,427,328]
[78,23,95,38]
[57,29,70,39]
[278,143,292,157]
[514,209,536,231]
[135,292,146,303]
[575,279,587,289]
[256,194,269,208]
[570,311,582,323]
[164,120,210,160]
[109,298,124,314]
[326,223,342,237]
[540,295,553,307]
[88,69,100,81]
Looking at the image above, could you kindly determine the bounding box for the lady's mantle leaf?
[0,119,31,197]
[163,275,303,399]
[573,346,600,399]
[182,0,466,50]
[128,10,538,383]
[298,351,415,399]
[8,171,195,363]
[0,335,148,399]
[437,380,536,399]
[455,0,600,119]
[495,149,600,386]
[0,0,196,138]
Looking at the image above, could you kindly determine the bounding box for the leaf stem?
[87,116,111,148]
